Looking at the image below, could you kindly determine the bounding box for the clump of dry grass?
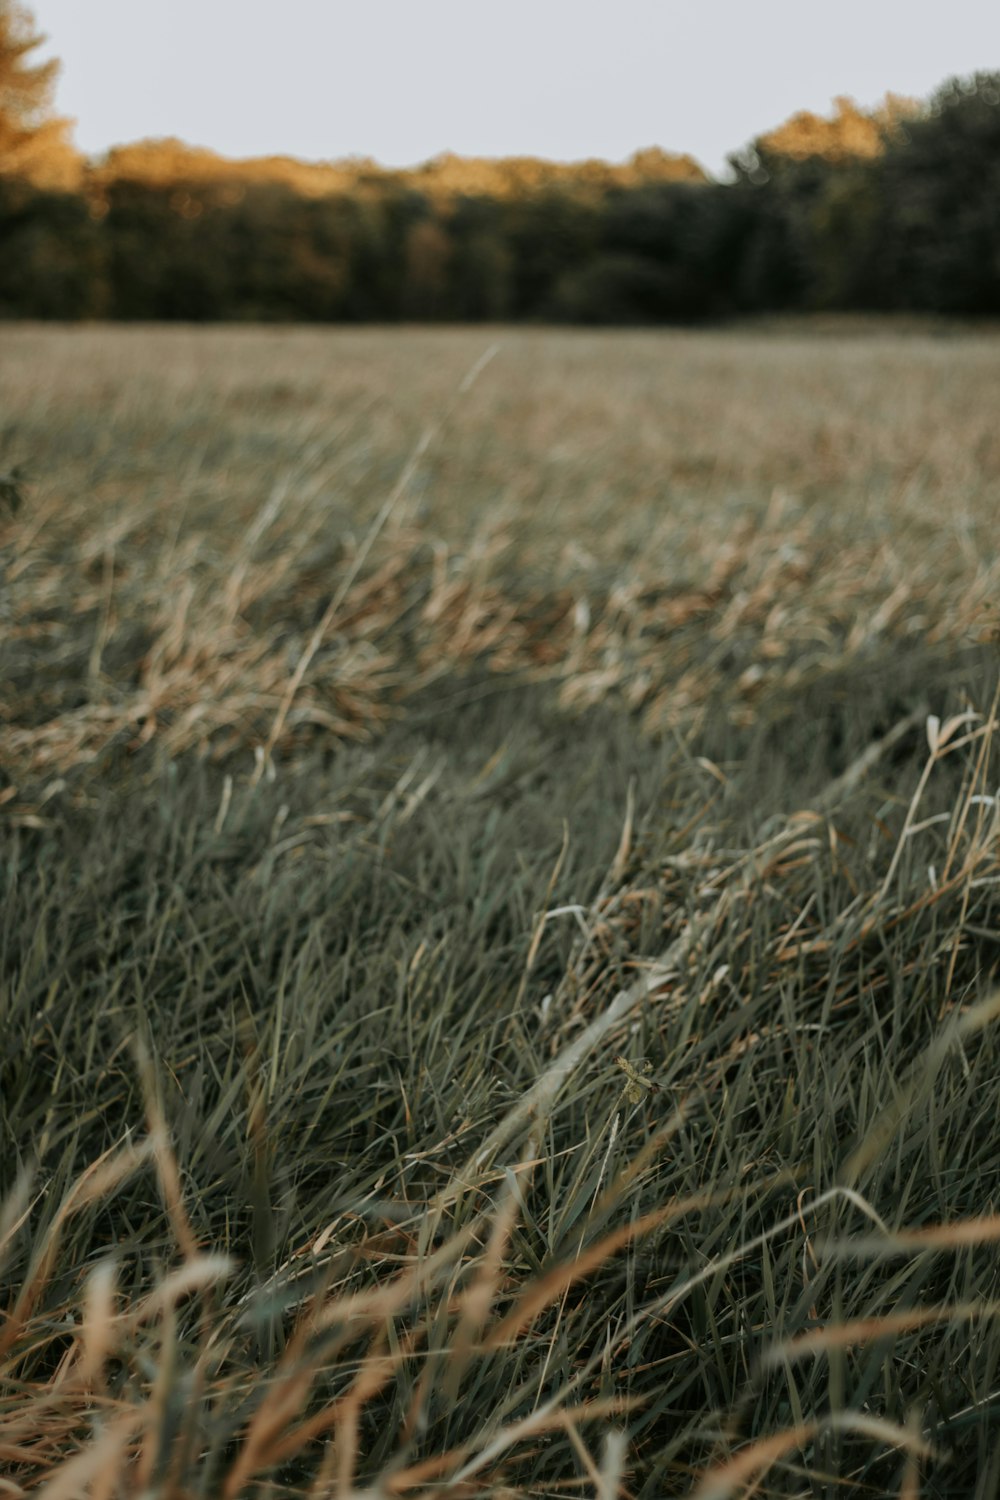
[2,325,998,813]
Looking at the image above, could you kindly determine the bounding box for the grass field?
[2,323,1000,1498]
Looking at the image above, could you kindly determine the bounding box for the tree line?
[1,3,998,322]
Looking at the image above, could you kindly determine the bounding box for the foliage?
[874,73,1000,313]
[1,54,999,321]
[0,0,80,188]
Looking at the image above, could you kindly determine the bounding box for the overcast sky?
[29,0,1000,179]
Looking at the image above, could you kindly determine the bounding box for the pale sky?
[28,0,1000,179]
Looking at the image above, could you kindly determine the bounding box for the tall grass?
[1,324,999,1496]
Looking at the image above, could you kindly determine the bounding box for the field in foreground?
[1,323,1000,1498]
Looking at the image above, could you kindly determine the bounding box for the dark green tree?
[877,73,1000,312]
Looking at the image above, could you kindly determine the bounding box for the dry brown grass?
[1,323,998,812]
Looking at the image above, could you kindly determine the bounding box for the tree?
[876,73,1000,312]
[0,1,80,188]
[725,94,925,313]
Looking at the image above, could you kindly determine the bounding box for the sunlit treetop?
[0,1,81,188]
